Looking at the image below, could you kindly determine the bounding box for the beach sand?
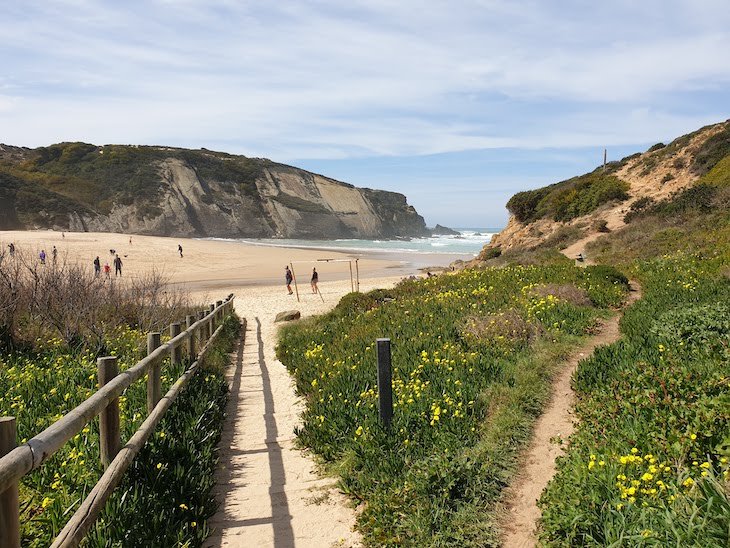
[0,230,466,292]
[2,229,460,547]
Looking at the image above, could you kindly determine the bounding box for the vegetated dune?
[480,119,730,262]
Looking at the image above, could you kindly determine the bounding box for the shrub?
[700,154,730,187]
[691,124,730,176]
[463,309,542,350]
[647,142,666,152]
[532,284,592,307]
[478,246,502,260]
[661,173,674,184]
[594,219,610,233]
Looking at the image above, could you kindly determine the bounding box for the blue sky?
[1,1,728,227]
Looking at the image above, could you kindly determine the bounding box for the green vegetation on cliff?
[506,170,629,223]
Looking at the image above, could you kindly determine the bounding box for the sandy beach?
[0,230,466,291]
[1,229,462,547]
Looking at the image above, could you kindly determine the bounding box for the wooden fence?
[0,295,236,547]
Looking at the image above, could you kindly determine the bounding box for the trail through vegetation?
[500,281,642,547]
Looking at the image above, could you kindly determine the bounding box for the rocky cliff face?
[0,144,429,239]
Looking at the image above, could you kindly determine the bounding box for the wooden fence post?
[97,357,120,468]
[376,339,393,428]
[200,310,208,340]
[147,332,162,413]
[209,303,215,333]
[216,300,223,324]
[0,417,20,548]
[170,323,182,366]
[186,315,196,359]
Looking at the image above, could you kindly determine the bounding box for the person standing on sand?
[285,266,293,294]
[311,267,319,293]
[39,250,46,264]
[52,246,57,263]
[93,256,101,277]
[129,236,132,245]
[8,243,15,257]
[178,244,183,258]
[104,263,111,278]
[113,254,123,276]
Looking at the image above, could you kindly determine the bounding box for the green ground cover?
[539,254,730,546]
[277,264,629,546]
[0,315,238,546]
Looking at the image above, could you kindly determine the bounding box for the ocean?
[234,228,499,257]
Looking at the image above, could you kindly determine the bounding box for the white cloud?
[0,0,728,160]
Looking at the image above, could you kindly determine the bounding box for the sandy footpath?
[203,278,402,548]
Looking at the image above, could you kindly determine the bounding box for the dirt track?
[500,279,642,547]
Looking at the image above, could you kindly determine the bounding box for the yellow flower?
[156,462,163,470]
[179,503,189,510]
[41,497,54,509]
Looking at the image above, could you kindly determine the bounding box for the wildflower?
[41,497,54,509]
[179,503,189,510]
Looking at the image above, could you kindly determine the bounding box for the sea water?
[236,228,498,257]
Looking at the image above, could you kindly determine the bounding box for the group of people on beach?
[285,265,319,295]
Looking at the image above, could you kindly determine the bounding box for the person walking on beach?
[52,246,57,263]
[93,256,101,277]
[285,266,293,295]
[8,243,15,257]
[39,250,46,264]
[113,254,123,276]
[104,262,111,278]
[311,267,319,293]
[178,244,183,258]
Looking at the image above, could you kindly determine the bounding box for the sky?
[1,1,729,228]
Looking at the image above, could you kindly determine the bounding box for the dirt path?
[500,280,642,547]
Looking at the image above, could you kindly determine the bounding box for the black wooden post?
[376,338,393,428]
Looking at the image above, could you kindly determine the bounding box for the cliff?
[0,143,429,239]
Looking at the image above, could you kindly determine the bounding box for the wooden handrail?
[0,295,235,547]
[52,320,229,547]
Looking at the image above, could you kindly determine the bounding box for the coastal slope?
[479,119,730,261]
[0,143,429,240]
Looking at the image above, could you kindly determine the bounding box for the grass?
[538,253,730,546]
[276,264,628,545]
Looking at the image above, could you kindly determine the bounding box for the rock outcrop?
[0,143,429,240]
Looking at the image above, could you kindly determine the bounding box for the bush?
[478,246,502,260]
[594,219,610,233]
[647,142,666,152]
[507,172,629,224]
[691,124,730,176]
